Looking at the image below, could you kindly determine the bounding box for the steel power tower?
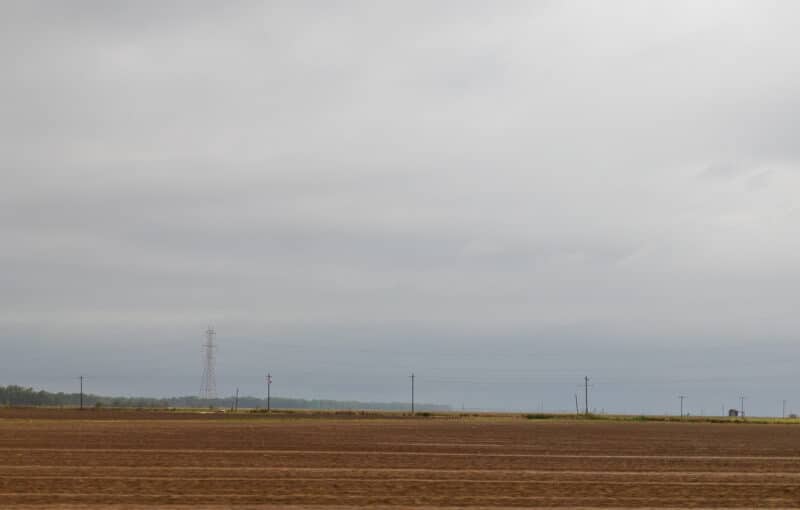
[200,326,217,400]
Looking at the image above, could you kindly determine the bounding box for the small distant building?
[728,409,739,417]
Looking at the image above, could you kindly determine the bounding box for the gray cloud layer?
[2,2,799,414]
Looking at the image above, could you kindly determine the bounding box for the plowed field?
[2,409,800,508]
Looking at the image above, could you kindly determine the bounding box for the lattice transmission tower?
[200,326,217,400]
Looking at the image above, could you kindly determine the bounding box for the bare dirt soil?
[2,408,800,508]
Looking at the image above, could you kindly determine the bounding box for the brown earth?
[2,408,800,508]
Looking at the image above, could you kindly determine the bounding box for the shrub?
[525,413,555,420]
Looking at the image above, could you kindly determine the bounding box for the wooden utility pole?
[584,376,590,415]
[266,374,272,412]
[410,373,415,414]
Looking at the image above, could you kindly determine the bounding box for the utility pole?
[79,375,84,410]
[740,396,746,418]
[232,387,239,412]
[678,395,686,418]
[410,373,415,414]
[574,394,579,415]
[584,376,590,415]
[783,399,787,419]
[266,374,272,412]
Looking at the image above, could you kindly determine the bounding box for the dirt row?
[3,416,798,453]
[5,465,800,480]
[4,449,800,473]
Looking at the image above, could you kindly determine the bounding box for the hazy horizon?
[3,2,800,416]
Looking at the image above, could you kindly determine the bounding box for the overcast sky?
[2,1,799,415]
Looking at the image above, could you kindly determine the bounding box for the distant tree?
[0,385,450,411]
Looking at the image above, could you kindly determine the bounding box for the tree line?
[0,385,449,411]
